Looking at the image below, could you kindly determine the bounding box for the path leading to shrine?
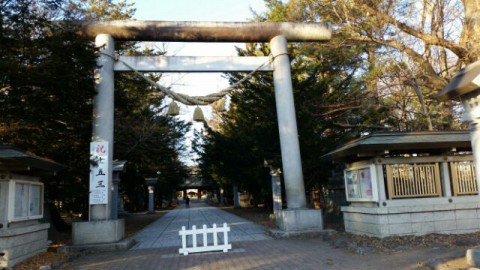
[60,201,469,270]
[131,200,271,249]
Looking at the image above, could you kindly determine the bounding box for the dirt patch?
[323,232,480,268]
[12,209,172,270]
[123,211,169,238]
[326,231,480,254]
[13,252,68,270]
[219,206,277,229]
[218,205,343,231]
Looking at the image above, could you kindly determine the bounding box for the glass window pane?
[14,183,29,218]
[29,185,42,216]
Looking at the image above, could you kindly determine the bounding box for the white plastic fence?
[178,222,232,255]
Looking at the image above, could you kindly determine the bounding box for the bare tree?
[283,0,470,130]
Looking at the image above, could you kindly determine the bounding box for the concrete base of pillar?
[276,209,323,232]
[72,219,125,245]
[467,248,480,267]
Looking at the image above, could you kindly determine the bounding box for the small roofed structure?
[326,131,472,162]
[323,131,479,237]
[0,145,64,174]
[0,145,64,268]
[178,176,216,200]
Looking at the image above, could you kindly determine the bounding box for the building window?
[344,164,379,202]
[9,180,44,222]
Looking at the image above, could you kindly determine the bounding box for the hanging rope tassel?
[193,106,205,122]
[167,101,180,116]
[212,98,226,112]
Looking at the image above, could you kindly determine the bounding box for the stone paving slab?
[130,201,271,250]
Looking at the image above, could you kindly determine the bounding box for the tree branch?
[342,33,448,90]
[333,122,389,129]
[359,3,468,60]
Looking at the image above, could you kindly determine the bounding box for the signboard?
[344,164,378,202]
[89,141,109,205]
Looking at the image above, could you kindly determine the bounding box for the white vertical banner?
[89,141,109,205]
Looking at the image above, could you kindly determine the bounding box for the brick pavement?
[61,238,467,270]
[60,201,468,270]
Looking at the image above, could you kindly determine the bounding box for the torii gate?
[73,21,331,245]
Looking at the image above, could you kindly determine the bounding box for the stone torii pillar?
[271,35,306,209]
[79,20,331,233]
[72,34,126,246]
[91,33,115,221]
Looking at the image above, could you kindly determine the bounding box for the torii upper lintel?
[79,20,331,42]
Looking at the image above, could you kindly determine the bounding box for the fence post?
[179,226,188,255]
[192,225,197,249]
[203,225,207,246]
[213,223,218,246]
[223,222,230,252]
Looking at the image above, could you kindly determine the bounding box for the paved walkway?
[131,200,271,249]
[60,201,470,270]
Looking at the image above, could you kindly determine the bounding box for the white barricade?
[178,222,232,255]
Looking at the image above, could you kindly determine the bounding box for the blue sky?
[127,0,272,114]
[130,0,270,60]
[125,0,274,164]
[131,0,268,22]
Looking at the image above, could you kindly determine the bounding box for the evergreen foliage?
[0,0,190,214]
[195,0,474,205]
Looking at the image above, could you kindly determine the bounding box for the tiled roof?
[0,145,65,174]
[323,131,471,162]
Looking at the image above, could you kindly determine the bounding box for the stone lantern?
[111,160,126,219]
[437,61,480,267]
[145,177,158,214]
[437,61,480,186]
